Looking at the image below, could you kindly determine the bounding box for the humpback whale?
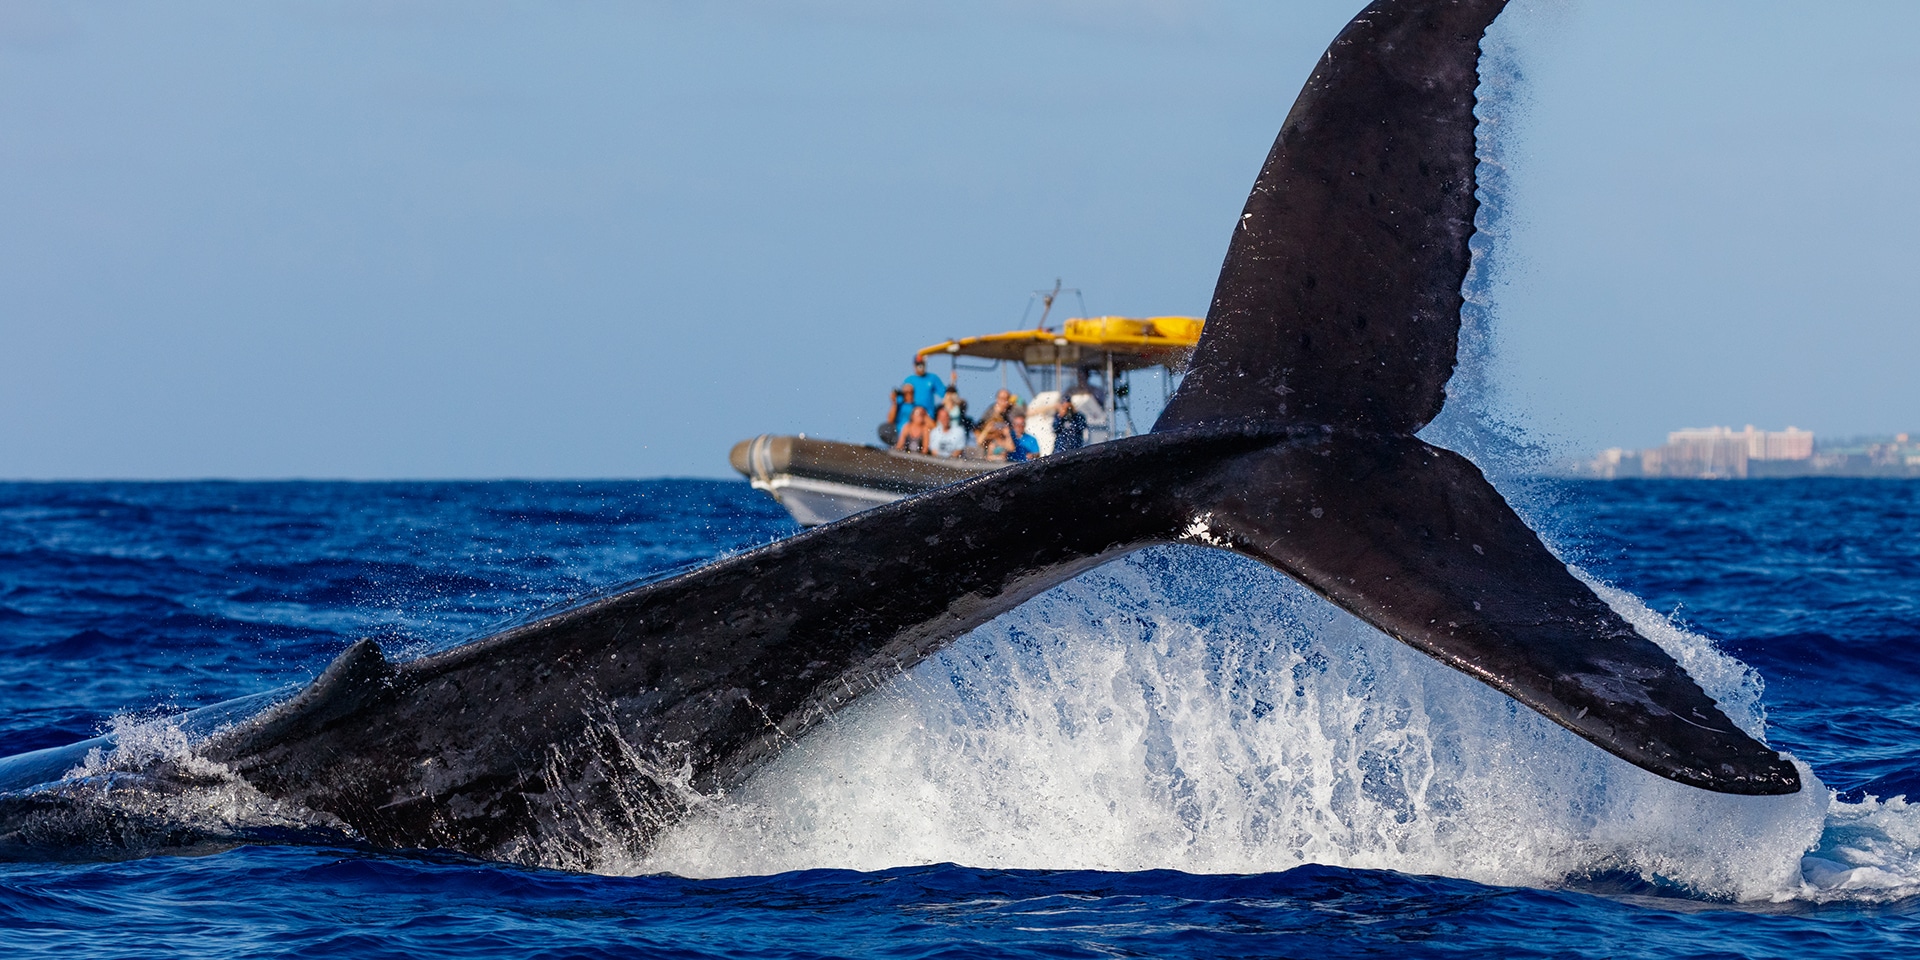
[0,0,1799,866]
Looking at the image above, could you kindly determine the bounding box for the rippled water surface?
[1,479,1917,957]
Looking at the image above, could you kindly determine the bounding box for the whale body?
[0,0,1799,867]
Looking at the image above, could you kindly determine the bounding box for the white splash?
[1797,796,1920,903]
[48,712,332,844]
[1180,513,1231,548]
[631,548,1861,902]
[65,713,204,781]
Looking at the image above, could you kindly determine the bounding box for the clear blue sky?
[3,1,1915,478]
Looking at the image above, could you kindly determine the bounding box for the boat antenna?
[1035,279,1062,330]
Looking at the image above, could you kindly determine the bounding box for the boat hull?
[729,434,1000,525]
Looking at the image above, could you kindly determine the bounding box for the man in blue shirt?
[878,383,918,446]
[902,358,947,419]
[1007,412,1042,462]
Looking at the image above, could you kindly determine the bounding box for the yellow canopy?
[916,316,1203,373]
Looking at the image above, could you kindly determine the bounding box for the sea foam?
[638,547,1850,902]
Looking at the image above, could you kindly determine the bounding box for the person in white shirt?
[926,406,969,458]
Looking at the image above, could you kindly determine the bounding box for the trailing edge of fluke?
[0,0,1800,868]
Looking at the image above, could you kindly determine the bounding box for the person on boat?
[903,358,947,418]
[977,421,1013,461]
[1021,394,1061,455]
[980,389,1018,432]
[894,406,933,454]
[940,385,974,433]
[1053,397,1089,453]
[878,383,917,447]
[1007,412,1041,462]
[927,407,968,458]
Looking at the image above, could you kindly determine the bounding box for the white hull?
[750,474,904,526]
[732,435,998,526]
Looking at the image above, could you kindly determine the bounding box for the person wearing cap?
[1053,397,1089,452]
[902,357,947,419]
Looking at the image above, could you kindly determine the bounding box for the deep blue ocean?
[1,478,1916,958]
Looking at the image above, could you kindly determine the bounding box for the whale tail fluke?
[1156,0,1503,436]
[1181,435,1800,794]
[1153,0,1799,794]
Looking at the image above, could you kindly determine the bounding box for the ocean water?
[0,478,1916,957]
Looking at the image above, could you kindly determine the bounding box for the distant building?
[1585,447,1644,479]
[1576,428,1920,479]
[1641,426,1813,479]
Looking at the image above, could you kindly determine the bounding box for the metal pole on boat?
[1052,336,1063,396]
[1105,351,1116,439]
